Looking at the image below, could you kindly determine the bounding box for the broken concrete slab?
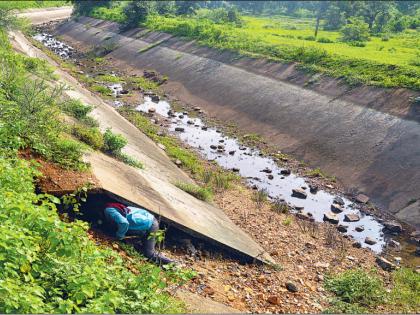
[86,152,273,264]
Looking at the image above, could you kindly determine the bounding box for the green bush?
[0,157,185,313]
[103,128,128,154]
[317,37,334,43]
[304,35,316,41]
[175,182,213,202]
[348,41,366,47]
[324,269,385,313]
[340,17,370,43]
[61,99,93,120]
[49,138,88,170]
[72,125,104,150]
[116,152,144,169]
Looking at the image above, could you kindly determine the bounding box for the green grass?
[175,182,213,202]
[92,84,112,95]
[0,0,67,10]
[324,268,420,313]
[96,73,123,83]
[88,5,420,90]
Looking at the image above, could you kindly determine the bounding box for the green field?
[0,0,67,10]
[242,15,419,67]
[88,4,420,90]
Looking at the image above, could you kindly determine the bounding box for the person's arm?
[104,207,129,240]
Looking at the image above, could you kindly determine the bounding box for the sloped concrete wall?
[55,17,420,227]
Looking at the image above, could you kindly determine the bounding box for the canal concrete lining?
[53,17,420,228]
[10,30,272,264]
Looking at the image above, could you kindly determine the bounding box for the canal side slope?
[53,16,420,228]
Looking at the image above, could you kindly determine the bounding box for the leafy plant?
[61,99,93,120]
[175,182,213,202]
[340,17,370,43]
[103,128,128,154]
[71,125,104,150]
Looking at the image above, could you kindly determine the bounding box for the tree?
[314,1,329,38]
[362,1,395,30]
[155,0,175,16]
[69,0,112,16]
[340,17,370,42]
[122,0,155,30]
[324,2,347,30]
[175,0,199,15]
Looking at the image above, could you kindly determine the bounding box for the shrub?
[0,157,186,313]
[381,34,390,41]
[92,84,111,95]
[116,152,144,169]
[348,41,366,47]
[317,37,334,43]
[103,128,127,154]
[324,269,385,312]
[72,125,104,150]
[340,17,370,43]
[61,99,93,119]
[49,138,88,170]
[175,182,213,202]
[304,35,316,41]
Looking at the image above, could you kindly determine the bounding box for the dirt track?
[52,17,420,228]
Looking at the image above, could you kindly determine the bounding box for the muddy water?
[137,97,387,253]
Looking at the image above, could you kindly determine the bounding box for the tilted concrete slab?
[86,152,273,264]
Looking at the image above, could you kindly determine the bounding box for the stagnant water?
[33,32,397,255]
[137,97,387,253]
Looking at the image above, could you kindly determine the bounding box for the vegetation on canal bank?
[78,1,420,90]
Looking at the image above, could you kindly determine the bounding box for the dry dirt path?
[18,6,72,25]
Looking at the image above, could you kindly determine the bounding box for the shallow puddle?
[137,97,387,253]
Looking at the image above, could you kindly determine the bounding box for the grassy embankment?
[0,0,67,10]
[88,5,420,90]
[0,13,191,313]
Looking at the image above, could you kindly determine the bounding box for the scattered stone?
[323,212,339,224]
[210,145,217,149]
[376,256,396,271]
[314,262,330,269]
[364,237,377,245]
[285,281,299,293]
[352,241,362,248]
[267,295,281,305]
[175,127,185,132]
[355,194,369,204]
[151,95,160,102]
[297,212,312,221]
[280,169,291,175]
[331,203,343,213]
[383,221,403,234]
[261,168,272,174]
[268,174,274,180]
[219,139,225,143]
[187,120,194,125]
[388,239,400,248]
[292,188,307,199]
[148,108,156,114]
[232,167,240,172]
[309,184,318,194]
[201,126,208,131]
[337,224,348,233]
[228,150,235,155]
[120,89,129,95]
[415,247,420,256]
[157,130,165,137]
[193,106,201,111]
[333,196,345,206]
[344,213,360,222]
[217,145,225,149]
[175,159,182,166]
[178,114,184,119]
[355,225,365,232]
[316,274,324,282]
[203,286,215,296]
[394,256,402,265]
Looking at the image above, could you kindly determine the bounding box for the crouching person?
[104,202,174,265]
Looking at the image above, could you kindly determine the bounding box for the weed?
[271,197,289,214]
[61,99,93,119]
[175,182,213,202]
[252,188,268,208]
[305,167,325,178]
[92,84,111,95]
[324,269,385,312]
[282,216,293,226]
[96,73,122,83]
[103,128,128,154]
[116,152,144,169]
[71,124,104,150]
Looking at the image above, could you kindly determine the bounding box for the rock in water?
[383,221,403,234]
[333,196,345,206]
[365,237,377,245]
[292,188,307,199]
[344,213,360,222]
[355,225,364,232]
[355,194,369,204]
[280,169,291,175]
[309,184,318,194]
[337,224,348,232]
[376,256,396,271]
[175,127,185,132]
[331,203,344,213]
[323,212,339,224]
